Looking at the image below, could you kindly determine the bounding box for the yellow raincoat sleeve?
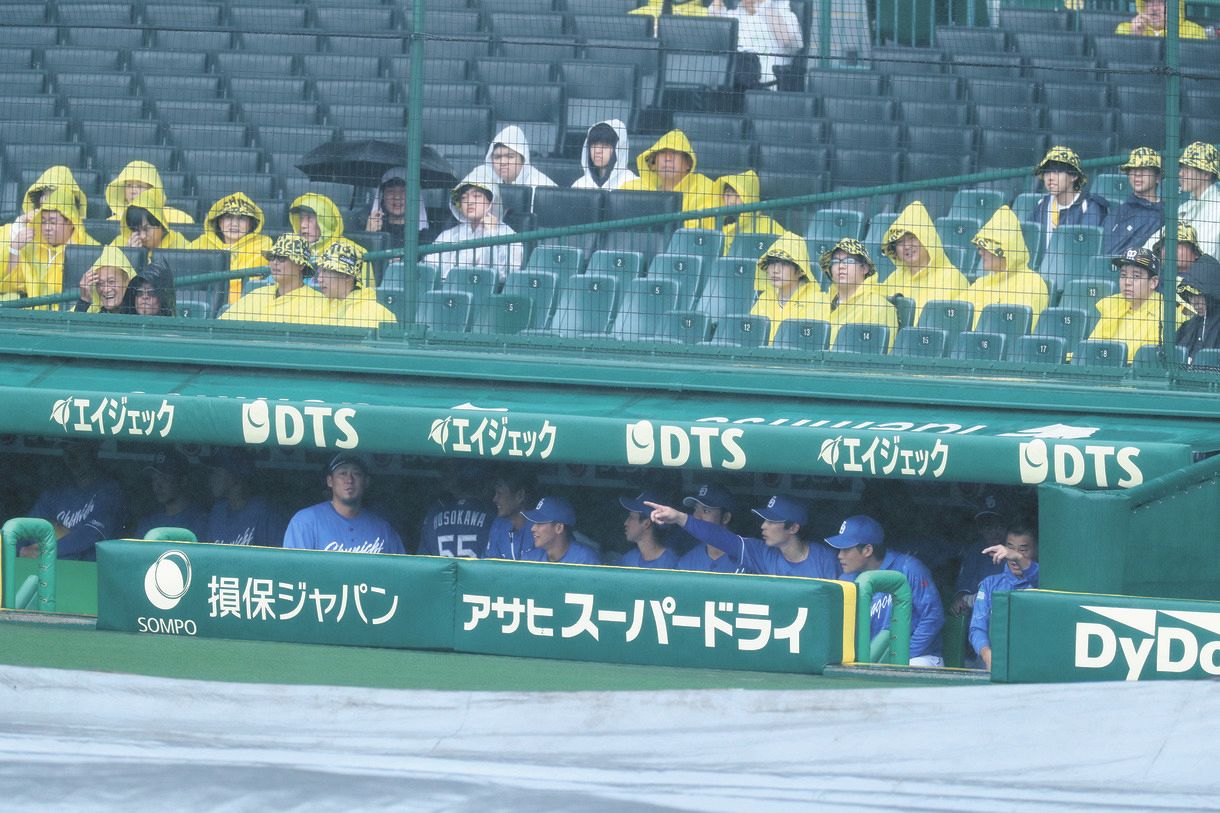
[964,205,1049,329]
[332,291,397,329]
[1088,292,1184,357]
[219,285,332,326]
[828,286,898,350]
[621,130,720,230]
[879,201,968,324]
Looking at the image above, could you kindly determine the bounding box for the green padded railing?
[1,518,57,612]
[854,569,912,665]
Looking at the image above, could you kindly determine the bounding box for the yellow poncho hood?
[289,193,372,287]
[116,186,189,250]
[756,232,814,286]
[105,161,195,224]
[23,165,87,221]
[971,206,1033,274]
[84,244,137,313]
[882,201,956,274]
[635,129,700,181]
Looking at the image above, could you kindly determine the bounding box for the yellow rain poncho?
[105,161,195,224]
[0,166,88,270]
[288,193,372,288]
[621,130,719,230]
[82,244,137,314]
[963,206,1049,329]
[191,193,274,304]
[716,170,791,283]
[5,185,98,305]
[749,232,829,343]
[112,186,191,255]
[823,238,897,349]
[880,201,968,324]
[1114,0,1206,38]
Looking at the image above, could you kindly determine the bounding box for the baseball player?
[484,467,538,560]
[23,439,125,561]
[675,484,745,574]
[283,453,405,554]
[825,514,945,666]
[969,523,1039,670]
[648,493,837,578]
[418,460,495,558]
[617,490,679,569]
[204,447,286,547]
[518,496,602,565]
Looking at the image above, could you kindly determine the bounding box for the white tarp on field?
[0,666,1216,812]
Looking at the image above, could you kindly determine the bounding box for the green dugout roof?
[2,348,1217,490]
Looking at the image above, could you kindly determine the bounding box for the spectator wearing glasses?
[1087,247,1183,358]
[822,237,897,349]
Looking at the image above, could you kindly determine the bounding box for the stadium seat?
[54,71,131,98]
[583,39,660,108]
[156,249,230,316]
[133,50,209,77]
[1130,343,1185,372]
[935,27,1005,53]
[42,46,122,72]
[999,7,1071,30]
[726,232,781,263]
[1040,225,1104,296]
[752,117,827,148]
[153,29,231,52]
[805,209,864,276]
[900,100,970,128]
[502,269,558,330]
[656,16,737,101]
[830,121,901,152]
[143,3,223,30]
[758,144,831,175]
[871,46,947,75]
[377,262,437,316]
[587,249,645,293]
[475,58,554,87]
[4,119,70,145]
[702,314,770,348]
[1072,339,1128,367]
[142,74,223,101]
[522,244,584,287]
[1012,31,1086,58]
[0,95,57,121]
[1117,112,1165,150]
[569,13,652,42]
[973,103,1043,132]
[527,273,618,338]
[65,27,144,50]
[948,53,1023,79]
[314,5,396,33]
[888,74,962,102]
[935,217,982,266]
[952,330,1005,361]
[656,309,711,344]
[62,245,144,306]
[441,266,499,333]
[0,26,55,48]
[696,257,757,327]
[175,292,213,320]
[180,148,263,175]
[830,323,890,355]
[420,106,493,150]
[1010,335,1067,365]
[772,318,830,353]
[977,303,1033,357]
[325,103,406,131]
[917,299,973,353]
[744,90,818,120]
[532,188,603,253]
[947,189,1004,223]
[237,31,318,54]
[978,131,1048,171]
[610,278,680,341]
[665,229,725,264]
[604,190,682,227]
[1059,279,1115,324]
[3,143,85,172]
[1032,307,1089,356]
[560,62,636,146]
[416,290,472,333]
[647,253,704,309]
[833,150,900,189]
[302,54,383,81]
[167,123,248,150]
[892,326,947,358]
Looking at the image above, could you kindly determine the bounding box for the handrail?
[1,518,57,612]
[853,569,911,665]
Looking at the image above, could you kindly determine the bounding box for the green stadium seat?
[805,209,865,268]
[54,71,131,98]
[647,253,704,310]
[195,174,275,204]
[3,143,85,171]
[0,27,56,48]
[4,119,71,144]
[441,266,499,333]
[917,299,973,353]
[1133,344,1186,372]
[56,3,134,26]
[213,53,296,79]
[892,326,947,358]
[416,290,472,333]
[239,32,319,55]
[976,303,1032,358]
[377,262,437,317]
[587,250,645,296]
[156,100,236,126]
[656,309,710,344]
[1010,335,1067,365]
[157,249,229,314]
[726,232,781,263]
[502,269,558,329]
[1040,225,1104,295]
[772,318,830,353]
[302,55,384,81]
[153,30,232,52]
[65,26,144,50]
[947,189,1005,223]
[0,96,58,120]
[1032,307,1089,357]
[1091,174,1130,207]
[480,294,533,335]
[42,46,123,72]
[702,314,770,348]
[130,49,209,76]
[167,123,248,150]
[142,74,223,101]
[526,273,618,338]
[695,257,756,328]
[229,77,308,103]
[175,292,214,320]
[522,244,584,287]
[1189,348,1220,370]
[1072,339,1128,367]
[315,79,396,105]
[952,330,1005,361]
[143,3,224,31]
[314,5,397,33]
[610,278,680,341]
[665,229,723,261]
[179,148,263,175]
[243,103,324,129]
[830,323,890,355]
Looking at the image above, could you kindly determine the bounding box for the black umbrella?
[295,139,458,190]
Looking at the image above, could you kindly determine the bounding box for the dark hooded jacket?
[132,256,177,316]
[1177,254,1220,362]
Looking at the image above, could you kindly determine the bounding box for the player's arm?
[54,519,106,559]
[908,563,945,659]
[658,507,765,574]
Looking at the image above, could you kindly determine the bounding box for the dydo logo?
[625,420,746,470]
[139,550,197,635]
[241,398,359,449]
[1074,605,1220,680]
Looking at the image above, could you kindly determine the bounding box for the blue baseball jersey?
[521,540,602,565]
[484,516,532,560]
[30,479,126,561]
[618,546,680,569]
[418,497,495,558]
[283,502,405,554]
[969,562,1039,655]
[206,496,286,548]
[134,503,210,540]
[846,551,945,660]
[953,539,1005,598]
[682,516,838,579]
[677,543,745,574]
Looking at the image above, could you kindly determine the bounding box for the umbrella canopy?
[295,140,457,189]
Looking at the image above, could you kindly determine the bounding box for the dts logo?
[241,399,359,449]
[625,420,746,469]
[1018,439,1143,488]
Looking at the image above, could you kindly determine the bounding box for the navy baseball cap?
[825,515,884,549]
[973,489,1014,521]
[521,496,576,526]
[327,452,369,474]
[682,483,736,512]
[207,447,255,480]
[144,449,189,479]
[751,495,808,525]
[619,490,667,516]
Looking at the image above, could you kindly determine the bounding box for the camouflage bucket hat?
[971,233,1006,259]
[818,238,877,278]
[262,233,316,271]
[316,241,364,285]
[217,194,259,219]
[1111,246,1160,277]
[1152,221,1202,256]
[450,181,494,207]
[1119,147,1161,173]
[1180,141,1220,179]
[1034,146,1087,189]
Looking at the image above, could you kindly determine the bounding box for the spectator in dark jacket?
[1104,147,1163,256]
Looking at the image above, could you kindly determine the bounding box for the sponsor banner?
[96,541,847,674]
[992,590,1220,683]
[97,540,455,650]
[453,560,845,674]
[13,387,1197,487]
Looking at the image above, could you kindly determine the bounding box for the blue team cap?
[751,495,808,525]
[825,515,885,549]
[619,490,667,516]
[327,452,369,475]
[521,495,576,526]
[682,483,736,512]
